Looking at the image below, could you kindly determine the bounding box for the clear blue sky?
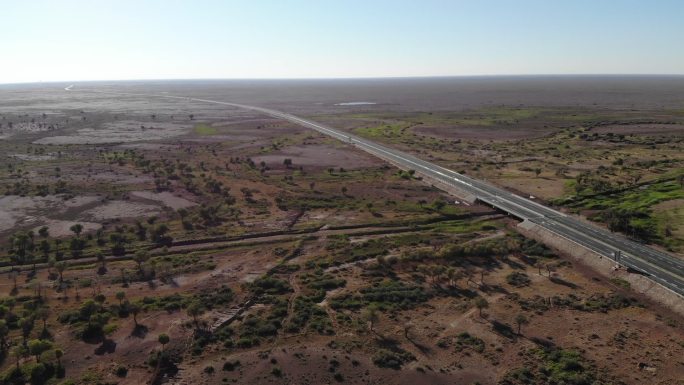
[2,0,683,83]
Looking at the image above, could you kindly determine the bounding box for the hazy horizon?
[3,74,684,87]
[3,0,684,84]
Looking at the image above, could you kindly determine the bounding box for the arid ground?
[0,77,683,385]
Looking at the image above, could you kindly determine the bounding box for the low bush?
[250,277,291,295]
[506,272,531,287]
[372,348,415,369]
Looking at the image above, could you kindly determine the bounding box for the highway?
[210,100,684,298]
[74,88,684,298]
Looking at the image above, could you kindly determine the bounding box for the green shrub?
[237,337,257,348]
[372,348,415,369]
[250,277,291,295]
[286,296,333,334]
[454,332,485,353]
[506,272,531,287]
[222,360,241,371]
[115,365,128,377]
[330,280,429,311]
[609,277,630,289]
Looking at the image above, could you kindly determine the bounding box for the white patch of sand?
[33,121,189,145]
[32,219,101,238]
[0,195,100,233]
[8,154,57,161]
[82,200,160,220]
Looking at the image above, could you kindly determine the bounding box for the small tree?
[0,320,8,352]
[36,306,50,332]
[474,297,489,318]
[70,223,83,237]
[40,239,51,261]
[545,263,555,277]
[446,267,461,287]
[11,345,26,370]
[283,158,293,168]
[515,314,529,335]
[424,264,444,284]
[187,301,204,329]
[38,226,49,238]
[56,261,67,283]
[158,333,170,351]
[28,339,52,362]
[55,348,63,367]
[362,305,379,335]
[47,257,56,276]
[9,270,19,293]
[120,268,128,287]
[115,291,126,306]
[133,250,149,275]
[96,252,106,274]
[129,303,141,326]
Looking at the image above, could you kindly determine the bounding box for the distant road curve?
[66,87,684,298]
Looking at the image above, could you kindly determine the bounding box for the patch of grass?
[566,180,684,247]
[654,203,684,251]
[194,123,217,135]
[300,271,346,291]
[229,298,288,349]
[354,122,411,140]
[609,277,631,289]
[440,236,522,259]
[517,293,638,313]
[149,253,216,274]
[505,347,599,385]
[330,280,429,311]
[539,348,594,384]
[579,181,684,212]
[429,219,498,234]
[286,295,333,334]
[250,276,291,295]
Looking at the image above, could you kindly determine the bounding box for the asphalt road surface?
[77,88,684,298]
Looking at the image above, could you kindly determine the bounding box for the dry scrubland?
[0,80,682,385]
[317,106,684,255]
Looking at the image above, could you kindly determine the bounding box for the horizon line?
[2,73,684,86]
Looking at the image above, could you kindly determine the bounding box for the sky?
[1,0,683,84]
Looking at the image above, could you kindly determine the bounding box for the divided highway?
[77,88,684,298]
[211,100,684,298]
